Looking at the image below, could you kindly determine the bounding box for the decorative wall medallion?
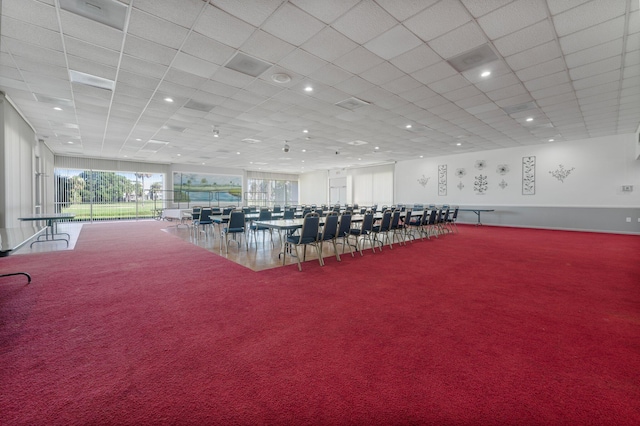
[455,168,466,178]
[496,164,509,175]
[457,181,464,191]
[549,164,575,182]
[438,164,447,196]
[475,160,486,170]
[522,156,536,195]
[474,174,488,194]
[499,179,508,189]
[417,174,429,187]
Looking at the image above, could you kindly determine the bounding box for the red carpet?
[1,221,639,425]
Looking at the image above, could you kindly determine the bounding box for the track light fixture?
[283,141,290,153]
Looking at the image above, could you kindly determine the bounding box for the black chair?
[221,211,247,253]
[405,208,426,242]
[196,207,214,238]
[348,211,375,255]
[336,211,354,258]
[190,206,202,237]
[388,209,404,247]
[424,209,438,239]
[371,209,392,250]
[283,212,322,271]
[446,206,459,233]
[250,208,273,247]
[318,212,340,264]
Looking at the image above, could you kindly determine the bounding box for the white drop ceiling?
[1,0,638,173]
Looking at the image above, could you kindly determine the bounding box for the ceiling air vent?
[139,140,168,152]
[501,101,537,115]
[59,0,128,31]
[447,44,498,73]
[335,97,370,110]
[224,52,272,78]
[184,100,215,112]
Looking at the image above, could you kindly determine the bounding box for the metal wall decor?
[475,160,486,170]
[522,156,536,195]
[549,164,575,182]
[474,174,488,194]
[499,179,508,189]
[438,165,447,195]
[417,174,429,187]
[496,164,509,175]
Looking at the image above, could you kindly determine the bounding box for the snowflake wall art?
[496,164,510,175]
[475,160,486,170]
[417,175,429,187]
[549,164,575,182]
[474,174,488,194]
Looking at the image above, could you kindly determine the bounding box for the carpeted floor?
[1,221,639,425]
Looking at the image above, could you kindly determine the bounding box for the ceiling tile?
[428,21,487,59]
[477,0,548,40]
[360,62,404,85]
[505,41,562,71]
[332,0,397,44]
[564,38,624,68]
[240,30,297,64]
[493,19,555,57]
[515,58,567,82]
[301,27,358,62]
[461,0,512,18]
[559,16,626,54]
[193,6,256,49]
[376,0,436,21]
[212,0,284,27]
[389,44,442,74]
[290,0,359,24]
[333,46,385,75]
[569,55,622,80]
[405,0,471,42]
[552,0,627,37]
[364,25,423,60]
[262,3,325,46]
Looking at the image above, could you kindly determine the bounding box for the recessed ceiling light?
[67,141,74,144]
[374,146,379,150]
[164,97,174,103]
[419,155,423,158]
[405,124,412,129]
[526,117,533,122]
[303,129,308,133]
[548,138,555,142]
[302,149,306,153]
[135,138,142,141]
[236,152,240,155]
[301,160,305,163]
[456,142,462,146]
[304,86,313,92]
[358,158,362,160]
[481,71,491,77]
[202,162,205,165]
[53,107,62,111]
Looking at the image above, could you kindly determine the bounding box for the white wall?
[394,134,640,233]
[0,95,41,227]
[395,134,639,208]
[299,170,328,205]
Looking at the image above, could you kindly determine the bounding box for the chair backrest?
[192,207,202,221]
[302,208,311,217]
[450,207,459,220]
[337,212,352,237]
[360,212,374,233]
[242,206,251,214]
[258,209,272,220]
[297,212,320,244]
[283,209,294,219]
[211,207,221,214]
[378,210,392,231]
[321,213,339,240]
[403,208,412,225]
[273,205,281,213]
[390,210,401,229]
[429,209,439,225]
[222,207,234,216]
[227,211,245,231]
[199,208,213,224]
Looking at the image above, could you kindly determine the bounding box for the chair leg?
[332,239,341,262]
[293,244,302,271]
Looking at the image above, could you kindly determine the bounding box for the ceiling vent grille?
[447,44,498,73]
[183,100,215,112]
[224,52,272,77]
[34,94,74,107]
[69,70,115,91]
[59,0,128,31]
[501,101,537,115]
[335,97,370,110]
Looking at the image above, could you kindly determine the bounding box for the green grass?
[61,202,158,220]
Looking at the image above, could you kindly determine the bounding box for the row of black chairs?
[283,207,459,271]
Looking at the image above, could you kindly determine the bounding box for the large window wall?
[54,156,168,221]
[246,171,299,207]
